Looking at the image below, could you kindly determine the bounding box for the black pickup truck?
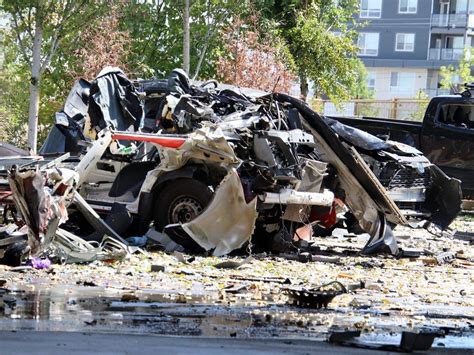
[330,87,474,199]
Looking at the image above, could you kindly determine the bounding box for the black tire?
[153,178,213,231]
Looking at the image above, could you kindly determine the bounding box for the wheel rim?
[169,196,204,224]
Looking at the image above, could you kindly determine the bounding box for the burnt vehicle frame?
[329,83,474,200]
[10,68,462,257]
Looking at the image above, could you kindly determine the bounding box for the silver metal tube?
[262,189,334,206]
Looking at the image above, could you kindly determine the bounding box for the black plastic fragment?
[400,331,438,351]
[283,281,347,308]
[328,330,361,344]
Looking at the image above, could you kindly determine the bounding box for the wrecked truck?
[6,67,462,259]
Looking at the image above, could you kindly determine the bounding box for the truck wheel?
[153,179,213,231]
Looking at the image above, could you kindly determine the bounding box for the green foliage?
[357,103,380,117]
[350,60,373,99]
[0,0,365,148]
[408,90,430,122]
[0,61,30,147]
[0,0,109,147]
[121,0,245,79]
[255,0,362,102]
[440,48,474,91]
[0,27,30,147]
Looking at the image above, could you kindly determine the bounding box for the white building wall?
[367,67,429,99]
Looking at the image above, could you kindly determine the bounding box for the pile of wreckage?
[0,67,462,266]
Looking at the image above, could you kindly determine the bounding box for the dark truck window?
[437,104,474,129]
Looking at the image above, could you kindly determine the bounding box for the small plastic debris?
[223,284,248,293]
[76,280,97,287]
[283,281,347,308]
[125,236,148,247]
[150,264,166,272]
[121,293,139,302]
[10,265,32,272]
[146,228,184,252]
[400,331,438,351]
[365,280,382,291]
[422,251,456,265]
[434,251,456,264]
[27,257,51,269]
[173,251,194,264]
[294,224,312,241]
[311,255,341,263]
[398,248,422,258]
[214,257,253,269]
[328,330,361,344]
[349,298,371,309]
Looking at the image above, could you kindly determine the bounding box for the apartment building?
[357,0,474,99]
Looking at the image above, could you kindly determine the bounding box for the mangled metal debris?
[3,135,135,265]
[284,281,348,309]
[180,169,257,256]
[0,66,464,266]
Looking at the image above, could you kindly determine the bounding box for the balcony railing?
[431,13,474,28]
[428,48,466,60]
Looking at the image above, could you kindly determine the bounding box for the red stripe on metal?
[112,133,186,149]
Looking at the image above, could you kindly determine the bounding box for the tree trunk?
[28,22,43,154]
[299,71,309,102]
[192,27,212,80]
[183,0,190,74]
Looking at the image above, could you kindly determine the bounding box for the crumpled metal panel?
[51,228,128,264]
[8,167,75,254]
[283,159,327,222]
[139,124,241,197]
[182,169,257,256]
[158,124,240,171]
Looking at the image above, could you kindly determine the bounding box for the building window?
[358,33,380,56]
[360,0,382,18]
[390,72,416,94]
[366,72,376,91]
[395,33,415,52]
[399,0,417,14]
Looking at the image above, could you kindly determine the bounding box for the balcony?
[428,48,466,61]
[431,13,474,28]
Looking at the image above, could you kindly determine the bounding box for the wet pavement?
[5,331,452,355]
[0,216,473,351]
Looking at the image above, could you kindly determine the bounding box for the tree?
[0,0,106,153]
[121,0,245,79]
[408,90,429,122]
[183,0,190,74]
[0,59,30,148]
[216,17,295,93]
[72,5,130,81]
[350,60,373,99]
[256,0,362,102]
[440,48,474,92]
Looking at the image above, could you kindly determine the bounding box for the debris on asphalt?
[150,264,166,272]
[399,330,440,352]
[283,280,349,308]
[0,66,472,349]
[27,257,51,270]
[214,256,253,269]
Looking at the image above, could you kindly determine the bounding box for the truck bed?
[327,116,422,148]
